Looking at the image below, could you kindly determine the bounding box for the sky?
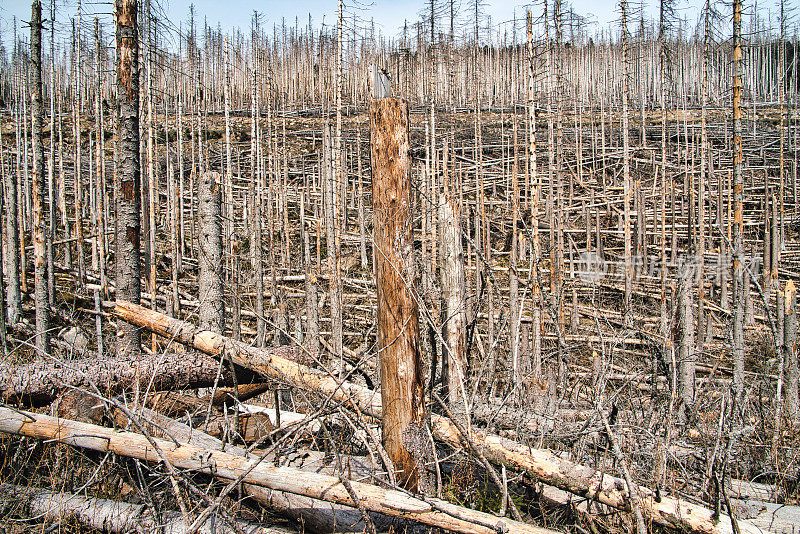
[0,0,700,52]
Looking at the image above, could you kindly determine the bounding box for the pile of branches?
[0,301,762,534]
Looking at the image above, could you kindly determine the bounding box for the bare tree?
[732,0,745,400]
[115,0,142,359]
[370,95,426,491]
[30,0,49,357]
[199,171,224,335]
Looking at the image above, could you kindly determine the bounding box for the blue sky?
[0,0,710,54]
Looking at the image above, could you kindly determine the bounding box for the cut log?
[0,483,296,534]
[0,352,239,405]
[113,301,759,534]
[0,407,556,534]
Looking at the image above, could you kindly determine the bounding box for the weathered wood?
[0,407,556,534]
[113,301,381,413]
[440,138,468,412]
[0,352,236,405]
[114,0,142,360]
[0,484,296,534]
[199,171,225,334]
[369,97,426,492]
[30,0,50,357]
[114,302,759,534]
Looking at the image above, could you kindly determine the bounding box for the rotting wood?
[369,96,427,491]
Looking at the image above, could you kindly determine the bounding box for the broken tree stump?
[369,96,427,491]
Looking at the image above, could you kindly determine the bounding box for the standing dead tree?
[30,0,49,357]
[732,0,745,400]
[114,0,141,360]
[370,95,427,492]
[440,138,467,413]
[199,171,224,335]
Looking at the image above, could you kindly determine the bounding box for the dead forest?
[0,0,799,532]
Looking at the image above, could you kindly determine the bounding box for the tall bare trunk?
[114,0,142,359]
[198,171,224,335]
[526,9,542,396]
[439,138,467,413]
[370,97,426,492]
[30,0,50,357]
[621,0,633,326]
[732,0,745,400]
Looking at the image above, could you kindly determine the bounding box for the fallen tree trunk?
[114,405,393,533]
[0,407,555,534]
[0,483,295,534]
[113,301,759,534]
[0,351,242,405]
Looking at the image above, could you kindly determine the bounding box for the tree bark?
[0,351,238,405]
[30,0,50,357]
[439,138,467,412]
[114,0,141,360]
[199,171,225,334]
[369,97,427,492]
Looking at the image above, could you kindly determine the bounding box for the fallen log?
[147,383,272,417]
[200,404,324,441]
[113,301,759,534]
[0,407,556,534]
[0,351,243,405]
[0,483,296,534]
[731,499,800,533]
[114,405,393,533]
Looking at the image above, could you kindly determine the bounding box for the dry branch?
[113,301,759,534]
[0,407,555,534]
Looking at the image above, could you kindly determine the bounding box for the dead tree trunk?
[732,0,745,400]
[198,171,224,335]
[47,0,56,306]
[527,10,542,388]
[621,0,633,326]
[0,351,237,405]
[785,280,798,418]
[439,138,467,412]
[0,484,295,534]
[678,260,695,422]
[30,0,49,357]
[0,408,552,534]
[114,0,142,360]
[369,97,427,492]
